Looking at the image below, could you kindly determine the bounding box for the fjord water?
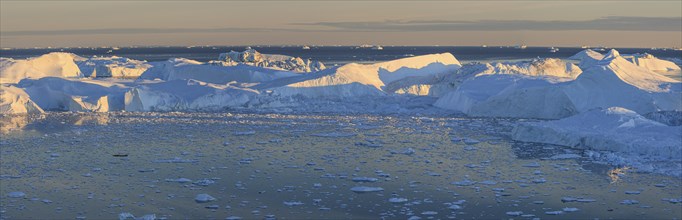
[3,46,681,65]
[1,113,680,219]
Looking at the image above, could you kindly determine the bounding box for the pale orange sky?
[1,1,681,48]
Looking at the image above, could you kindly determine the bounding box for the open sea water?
[2,46,681,66]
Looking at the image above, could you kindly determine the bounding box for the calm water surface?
[1,113,680,219]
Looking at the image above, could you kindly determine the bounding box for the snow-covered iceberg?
[1,53,82,84]
[512,107,682,175]
[569,49,681,71]
[0,84,44,114]
[436,49,681,119]
[258,53,461,98]
[16,77,129,112]
[124,79,258,112]
[138,58,298,84]
[76,56,151,78]
[217,49,326,72]
[430,58,580,97]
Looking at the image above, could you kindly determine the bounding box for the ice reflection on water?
[0,112,680,219]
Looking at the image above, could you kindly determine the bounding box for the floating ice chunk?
[624,190,641,195]
[390,147,416,155]
[195,194,216,203]
[523,162,541,168]
[448,205,462,210]
[620,200,639,205]
[506,211,523,216]
[350,186,384,193]
[205,205,220,209]
[165,178,192,183]
[118,212,156,220]
[563,207,579,212]
[532,178,547,184]
[283,201,304,206]
[452,180,476,186]
[463,138,480,145]
[421,211,438,215]
[545,211,563,215]
[194,179,216,186]
[389,198,408,203]
[7,191,25,198]
[352,177,379,182]
[479,180,497,185]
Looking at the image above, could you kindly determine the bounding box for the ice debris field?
[1,48,681,219]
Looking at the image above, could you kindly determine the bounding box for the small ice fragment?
[545,211,563,215]
[463,139,480,145]
[563,207,579,212]
[350,186,384,193]
[165,178,192,183]
[205,205,220,209]
[389,198,408,203]
[620,200,639,205]
[506,211,523,216]
[479,180,497,185]
[452,180,476,186]
[118,213,156,220]
[7,191,25,198]
[352,177,378,183]
[390,148,415,155]
[523,162,541,168]
[195,194,216,203]
[194,179,216,186]
[421,211,437,215]
[624,190,641,195]
[283,201,304,206]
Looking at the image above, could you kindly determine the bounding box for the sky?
[1,0,681,48]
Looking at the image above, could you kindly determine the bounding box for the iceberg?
[569,49,681,71]
[76,56,151,78]
[217,49,326,72]
[0,52,82,84]
[429,58,580,97]
[257,53,461,98]
[138,58,298,84]
[436,49,681,119]
[16,77,128,112]
[0,84,44,114]
[512,107,681,175]
[124,79,258,112]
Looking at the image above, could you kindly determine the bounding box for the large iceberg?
[257,53,461,98]
[0,53,82,84]
[569,49,681,72]
[138,58,298,84]
[429,58,580,97]
[16,77,129,112]
[0,84,44,114]
[216,49,326,72]
[76,56,152,78]
[124,79,258,112]
[435,49,681,119]
[512,107,682,176]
